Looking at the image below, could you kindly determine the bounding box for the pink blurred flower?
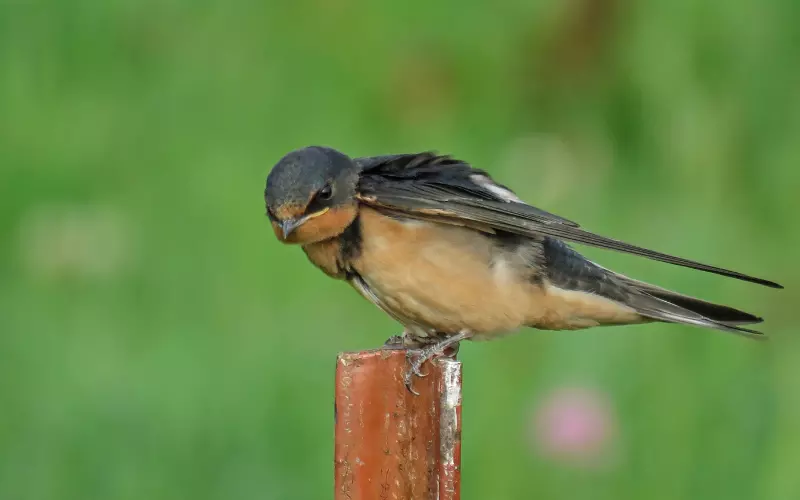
[530,386,618,468]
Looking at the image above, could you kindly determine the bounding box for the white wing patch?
[469,174,523,203]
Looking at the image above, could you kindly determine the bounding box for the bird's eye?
[306,183,334,215]
[317,184,333,201]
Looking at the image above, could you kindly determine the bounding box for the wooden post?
[334,349,462,500]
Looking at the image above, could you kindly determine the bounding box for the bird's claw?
[406,349,430,377]
[403,348,433,394]
[403,369,420,396]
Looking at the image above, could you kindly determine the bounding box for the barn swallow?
[264,146,782,392]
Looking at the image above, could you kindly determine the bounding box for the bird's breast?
[349,207,544,335]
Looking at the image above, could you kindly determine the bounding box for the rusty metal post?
[334,349,462,500]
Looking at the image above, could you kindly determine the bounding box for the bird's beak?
[280,217,307,239]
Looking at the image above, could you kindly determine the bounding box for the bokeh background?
[2,0,799,499]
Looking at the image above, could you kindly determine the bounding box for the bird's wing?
[355,152,782,289]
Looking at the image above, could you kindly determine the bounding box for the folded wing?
[356,152,782,289]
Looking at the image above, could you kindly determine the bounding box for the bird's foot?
[403,330,471,395]
[403,350,429,396]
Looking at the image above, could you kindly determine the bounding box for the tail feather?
[615,275,765,338]
[631,295,764,337]
[646,289,762,325]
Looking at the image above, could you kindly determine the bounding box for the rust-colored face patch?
[288,205,357,244]
[273,204,358,245]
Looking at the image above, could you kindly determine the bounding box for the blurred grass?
[1,0,799,499]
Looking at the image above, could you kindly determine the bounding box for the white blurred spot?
[497,134,612,205]
[17,203,134,280]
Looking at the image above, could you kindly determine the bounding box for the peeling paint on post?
[437,359,462,500]
[334,349,462,500]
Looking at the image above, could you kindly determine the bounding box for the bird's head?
[265,146,360,244]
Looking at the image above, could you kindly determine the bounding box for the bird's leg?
[404,330,471,395]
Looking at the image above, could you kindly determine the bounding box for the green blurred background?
[1,0,798,499]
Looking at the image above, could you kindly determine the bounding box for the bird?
[264,146,782,392]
